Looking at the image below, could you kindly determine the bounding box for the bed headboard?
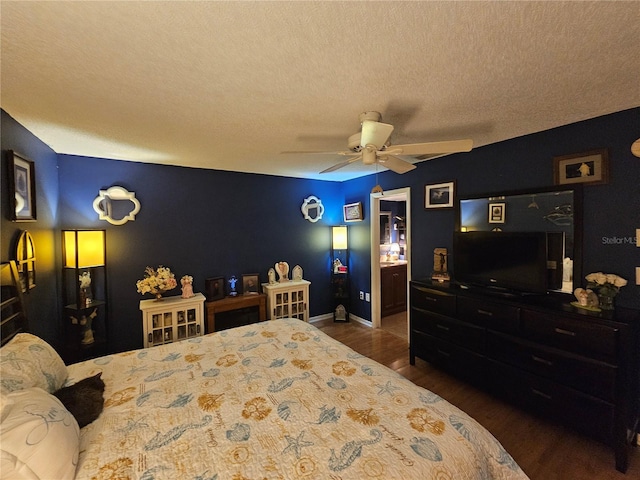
[1,260,29,346]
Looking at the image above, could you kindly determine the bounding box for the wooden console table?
[205,294,267,333]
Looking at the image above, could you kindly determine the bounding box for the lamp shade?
[332,226,348,250]
[63,230,105,268]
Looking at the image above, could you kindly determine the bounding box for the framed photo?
[553,149,609,186]
[425,181,454,209]
[343,202,363,222]
[489,203,505,223]
[242,273,260,295]
[7,151,36,221]
[205,276,225,301]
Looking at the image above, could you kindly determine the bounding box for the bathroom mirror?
[458,185,583,294]
[380,211,391,244]
[93,186,141,226]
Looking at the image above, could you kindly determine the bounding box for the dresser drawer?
[457,296,520,333]
[487,330,617,402]
[487,359,614,445]
[412,308,485,352]
[410,285,456,316]
[411,330,486,387]
[521,309,619,361]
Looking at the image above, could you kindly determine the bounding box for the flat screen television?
[453,231,549,295]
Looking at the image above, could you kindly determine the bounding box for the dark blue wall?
[1,112,61,344]
[57,155,343,352]
[344,107,639,310]
[2,107,638,357]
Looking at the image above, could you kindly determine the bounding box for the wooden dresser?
[410,279,640,473]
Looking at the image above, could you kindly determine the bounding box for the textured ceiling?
[2,1,639,181]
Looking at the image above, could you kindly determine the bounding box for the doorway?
[369,187,410,341]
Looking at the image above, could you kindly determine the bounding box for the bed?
[1,312,529,480]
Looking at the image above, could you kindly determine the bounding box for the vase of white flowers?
[136,266,178,300]
[585,272,627,310]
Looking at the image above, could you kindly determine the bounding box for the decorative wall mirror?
[458,185,583,294]
[93,186,141,226]
[15,230,36,292]
[300,195,324,223]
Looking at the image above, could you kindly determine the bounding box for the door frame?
[369,187,411,329]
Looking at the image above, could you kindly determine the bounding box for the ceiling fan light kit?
[313,111,474,175]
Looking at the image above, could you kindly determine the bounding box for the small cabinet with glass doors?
[262,279,310,321]
[140,293,205,347]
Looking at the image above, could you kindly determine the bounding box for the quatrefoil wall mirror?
[93,186,141,226]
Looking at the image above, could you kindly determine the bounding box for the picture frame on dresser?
[242,273,260,294]
[205,276,225,301]
[6,150,37,222]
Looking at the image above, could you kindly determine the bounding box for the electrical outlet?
[359,291,364,300]
[365,292,370,302]
[636,267,640,285]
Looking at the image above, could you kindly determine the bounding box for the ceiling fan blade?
[378,155,417,174]
[319,155,363,174]
[360,120,394,149]
[281,150,358,156]
[386,139,473,156]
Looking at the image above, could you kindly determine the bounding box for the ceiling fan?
[309,111,473,175]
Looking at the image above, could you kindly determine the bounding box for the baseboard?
[309,313,372,327]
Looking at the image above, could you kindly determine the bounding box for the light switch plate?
[636,229,639,247]
[636,267,640,285]
[365,292,370,302]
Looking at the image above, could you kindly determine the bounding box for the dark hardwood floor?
[313,318,639,480]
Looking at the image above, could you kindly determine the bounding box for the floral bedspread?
[68,318,528,479]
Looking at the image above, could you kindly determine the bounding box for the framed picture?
[489,203,505,223]
[205,276,225,301]
[7,151,37,221]
[242,273,260,295]
[553,149,609,186]
[425,181,454,209]
[343,202,363,222]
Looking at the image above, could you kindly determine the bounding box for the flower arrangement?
[585,272,627,310]
[136,266,177,298]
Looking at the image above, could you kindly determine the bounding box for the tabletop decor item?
[585,272,627,310]
[136,266,177,300]
[181,275,195,298]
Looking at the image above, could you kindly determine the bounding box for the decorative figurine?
[268,268,277,285]
[228,275,238,296]
[292,265,303,281]
[571,287,600,311]
[181,275,195,299]
[79,271,92,307]
[275,262,289,282]
[71,308,98,345]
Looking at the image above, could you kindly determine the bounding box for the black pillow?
[54,372,105,428]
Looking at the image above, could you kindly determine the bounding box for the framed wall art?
[553,149,609,186]
[7,150,37,221]
[343,202,363,222]
[242,273,260,294]
[489,203,506,223]
[425,181,454,209]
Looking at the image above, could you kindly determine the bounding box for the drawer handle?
[477,309,493,316]
[531,355,553,366]
[554,327,576,337]
[437,349,451,357]
[424,297,437,302]
[531,388,552,400]
[436,324,450,331]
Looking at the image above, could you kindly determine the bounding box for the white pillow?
[0,333,68,394]
[0,387,79,480]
